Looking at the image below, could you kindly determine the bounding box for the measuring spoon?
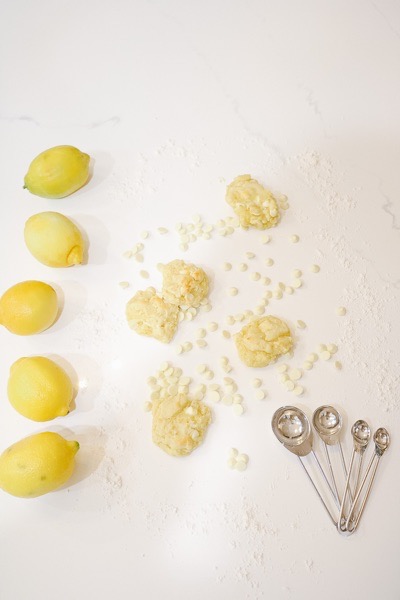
[272,406,337,526]
[338,419,371,533]
[345,427,390,533]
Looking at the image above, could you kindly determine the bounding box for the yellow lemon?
[8,356,73,421]
[0,280,59,335]
[0,432,79,498]
[24,211,85,267]
[24,145,90,199]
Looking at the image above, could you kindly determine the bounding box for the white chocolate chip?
[327,343,338,354]
[238,263,248,272]
[296,320,307,329]
[289,368,302,381]
[285,286,294,295]
[265,258,274,267]
[196,339,207,348]
[293,385,304,396]
[140,230,150,239]
[235,460,247,471]
[285,380,295,392]
[237,453,249,464]
[233,404,244,415]
[292,278,302,289]
[335,360,342,370]
[246,252,255,259]
[336,306,347,316]
[223,262,232,271]
[255,389,266,401]
[261,235,270,244]
[252,378,262,388]
[292,269,302,278]
[196,328,207,338]
[290,234,300,243]
[250,272,261,281]
[277,363,288,373]
[303,361,313,370]
[143,401,153,412]
[119,281,130,289]
[209,390,221,403]
[310,264,320,273]
[207,322,218,332]
[321,351,331,361]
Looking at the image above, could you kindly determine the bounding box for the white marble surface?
[1,1,400,598]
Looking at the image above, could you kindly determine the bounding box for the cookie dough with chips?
[126,287,179,343]
[226,174,280,230]
[152,393,212,456]
[235,315,293,367]
[160,259,209,308]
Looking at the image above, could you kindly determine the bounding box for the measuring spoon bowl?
[313,405,342,446]
[272,406,312,456]
[374,428,390,456]
[351,420,371,453]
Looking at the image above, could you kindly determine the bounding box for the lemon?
[24,211,85,267]
[0,280,59,335]
[0,432,79,498]
[24,145,90,199]
[8,356,73,421]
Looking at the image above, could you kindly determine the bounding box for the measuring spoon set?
[271,405,390,536]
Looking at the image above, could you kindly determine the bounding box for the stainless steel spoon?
[272,406,337,526]
[338,420,371,533]
[345,427,390,533]
[313,406,346,506]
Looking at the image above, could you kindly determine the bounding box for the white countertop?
[1,1,400,598]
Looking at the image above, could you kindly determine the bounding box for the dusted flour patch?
[235,316,293,368]
[152,393,212,456]
[160,259,209,308]
[126,287,179,343]
[226,175,280,230]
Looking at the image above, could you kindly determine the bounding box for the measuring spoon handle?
[347,455,380,533]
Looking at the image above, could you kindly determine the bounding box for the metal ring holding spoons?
[345,427,390,533]
[338,420,371,534]
[272,406,337,526]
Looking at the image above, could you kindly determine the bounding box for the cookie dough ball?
[235,315,293,367]
[226,174,280,230]
[161,259,209,308]
[126,287,179,343]
[152,393,212,456]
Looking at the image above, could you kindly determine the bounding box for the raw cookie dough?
[161,259,209,308]
[235,315,293,367]
[126,287,179,343]
[226,174,279,230]
[152,393,212,456]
